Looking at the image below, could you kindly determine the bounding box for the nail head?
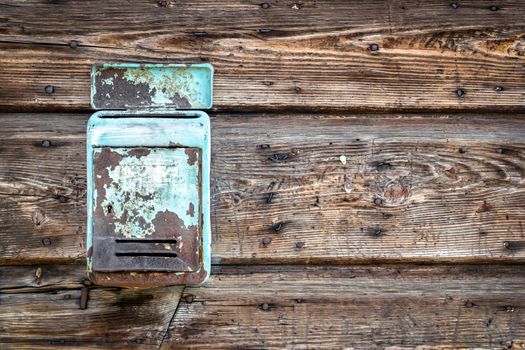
[44,85,55,94]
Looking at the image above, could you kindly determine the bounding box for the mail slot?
[86,64,212,287]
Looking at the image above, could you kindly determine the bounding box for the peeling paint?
[94,147,199,239]
[91,64,213,110]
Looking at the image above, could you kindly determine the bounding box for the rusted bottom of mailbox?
[86,111,211,288]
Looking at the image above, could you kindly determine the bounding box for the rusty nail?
[44,85,55,94]
[295,241,305,249]
[458,146,468,154]
[69,40,78,48]
[41,140,52,147]
[456,89,465,98]
[82,279,92,286]
[260,2,270,9]
[266,192,274,204]
[464,300,475,308]
[262,237,272,246]
[80,286,89,310]
[184,294,195,303]
[261,303,270,311]
[489,5,499,11]
[450,2,459,9]
[369,43,379,51]
[495,86,504,92]
[41,238,52,246]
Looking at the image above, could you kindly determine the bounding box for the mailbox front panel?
[92,147,201,272]
[86,111,210,287]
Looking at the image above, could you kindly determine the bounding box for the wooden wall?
[1,1,525,349]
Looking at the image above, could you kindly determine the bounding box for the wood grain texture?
[1,113,525,265]
[0,1,524,111]
[0,265,184,349]
[1,264,524,349]
[165,265,525,349]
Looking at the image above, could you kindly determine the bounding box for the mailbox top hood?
[90,63,214,110]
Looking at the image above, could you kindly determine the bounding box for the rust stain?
[127,148,151,159]
[476,201,494,213]
[186,202,195,217]
[94,68,154,109]
[185,148,198,166]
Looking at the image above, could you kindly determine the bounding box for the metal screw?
[489,5,499,11]
[184,294,195,303]
[456,89,465,98]
[495,86,504,92]
[296,241,305,249]
[369,43,379,51]
[260,2,270,9]
[294,86,302,93]
[458,146,468,154]
[69,40,78,48]
[451,2,459,9]
[41,140,51,147]
[506,305,514,313]
[41,238,52,246]
[44,85,55,94]
[261,303,270,311]
[158,0,168,7]
[503,241,511,249]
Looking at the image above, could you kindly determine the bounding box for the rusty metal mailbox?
[86,64,212,287]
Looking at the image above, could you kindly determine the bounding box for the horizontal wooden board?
[1,113,525,265]
[0,1,525,111]
[1,264,524,349]
[0,265,183,349]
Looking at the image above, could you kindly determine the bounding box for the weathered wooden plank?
[1,113,525,264]
[1,265,524,349]
[165,265,525,349]
[0,265,183,349]
[0,1,524,111]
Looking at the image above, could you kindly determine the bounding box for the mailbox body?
[86,110,211,287]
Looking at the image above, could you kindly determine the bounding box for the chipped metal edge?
[86,109,211,286]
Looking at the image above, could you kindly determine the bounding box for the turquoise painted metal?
[91,63,213,110]
[87,64,212,287]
